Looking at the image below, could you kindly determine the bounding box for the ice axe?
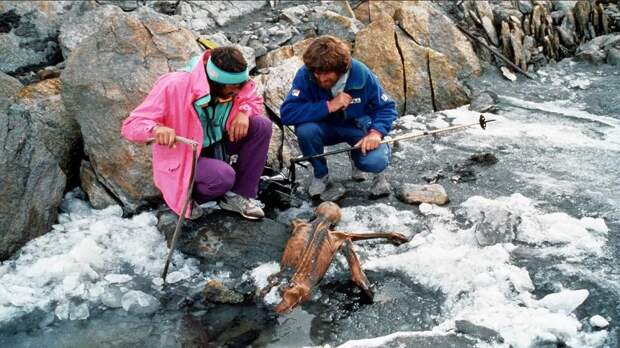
[288,114,495,184]
[146,135,199,283]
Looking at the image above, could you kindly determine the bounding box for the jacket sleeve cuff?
[369,128,384,138]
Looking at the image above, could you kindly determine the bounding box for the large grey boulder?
[0,72,22,110]
[317,10,363,43]
[0,104,65,260]
[575,34,620,64]
[62,8,200,212]
[176,0,266,34]
[254,57,304,169]
[14,78,82,187]
[58,3,124,59]
[0,1,71,74]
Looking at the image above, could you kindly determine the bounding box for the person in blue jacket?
[280,35,397,197]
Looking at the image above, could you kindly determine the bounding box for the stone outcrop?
[317,10,364,43]
[0,1,70,74]
[353,15,405,114]
[58,3,123,59]
[62,8,200,212]
[575,34,620,65]
[254,57,304,169]
[0,104,66,260]
[461,0,614,71]
[0,72,22,110]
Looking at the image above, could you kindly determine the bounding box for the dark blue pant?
[295,118,390,178]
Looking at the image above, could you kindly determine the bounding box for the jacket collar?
[344,59,367,90]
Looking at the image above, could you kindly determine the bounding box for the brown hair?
[209,46,247,73]
[302,35,351,74]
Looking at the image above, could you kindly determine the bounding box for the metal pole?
[291,115,495,165]
[146,135,200,282]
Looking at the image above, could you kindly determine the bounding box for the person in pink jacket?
[121,47,271,220]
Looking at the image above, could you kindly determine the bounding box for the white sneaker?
[350,155,368,182]
[219,192,265,220]
[308,175,329,197]
[370,172,391,198]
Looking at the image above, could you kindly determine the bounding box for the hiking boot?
[350,155,368,182]
[219,192,265,220]
[308,175,329,197]
[370,173,391,198]
[188,201,204,220]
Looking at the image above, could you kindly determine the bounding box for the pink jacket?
[121,50,264,216]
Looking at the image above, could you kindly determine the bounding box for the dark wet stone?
[320,182,347,202]
[203,279,245,304]
[468,153,498,165]
[157,210,290,279]
[469,91,498,113]
[455,319,504,343]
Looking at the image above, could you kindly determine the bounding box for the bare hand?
[154,126,176,148]
[229,111,250,142]
[354,131,382,155]
[328,92,352,112]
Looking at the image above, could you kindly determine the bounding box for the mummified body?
[263,202,408,313]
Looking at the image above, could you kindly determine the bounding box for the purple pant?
[193,116,272,203]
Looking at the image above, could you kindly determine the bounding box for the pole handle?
[146,135,198,147]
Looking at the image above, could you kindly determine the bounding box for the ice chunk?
[55,301,70,320]
[68,238,105,269]
[62,274,85,297]
[250,262,280,289]
[538,289,589,314]
[101,286,123,308]
[69,303,89,320]
[104,274,132,284]
[165,271,189,284]
[579,217,608,234]
[589,315,609,328]
[121,290,160,315]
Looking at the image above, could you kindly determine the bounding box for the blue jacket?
[280,59,397,136]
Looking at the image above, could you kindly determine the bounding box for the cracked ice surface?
[0,191,199,324]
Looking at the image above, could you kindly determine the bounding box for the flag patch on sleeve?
[381,93,389,101]
[292,89,300,97]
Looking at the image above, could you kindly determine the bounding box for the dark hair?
[210,46,247,73]
[303,35,351,74]
[207,46,248,98]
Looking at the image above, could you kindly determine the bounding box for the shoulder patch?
[291,89,300,97]
[381,93,389,102]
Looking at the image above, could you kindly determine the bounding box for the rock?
[15,78,82,187]
[394,2,481,79]
[608,47,620,65]
[537,289,589,314]
[455,320,504,343]
[469,92,497,113]
[398,184,449,205]
[354,15,405,115]
[575,34,620,64]
[475,1,499,46]
[317,10,363,43]
[176,1,266,33]
[58,3,123,59]
[353,0,370,25]
[0,104,65,260]
[203,279,245,304]
[256,38,312,70]
[0,1,69,74]
[61,8,200,212]
[394,31,433,114]
[0,72,22,111]
[157,210,291,279]
[121,290,160,315]
[254,57,304,168]
[589,315,609,329]
[500,66,517,81]
[80,160,117,209]
[428,50,471,111]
